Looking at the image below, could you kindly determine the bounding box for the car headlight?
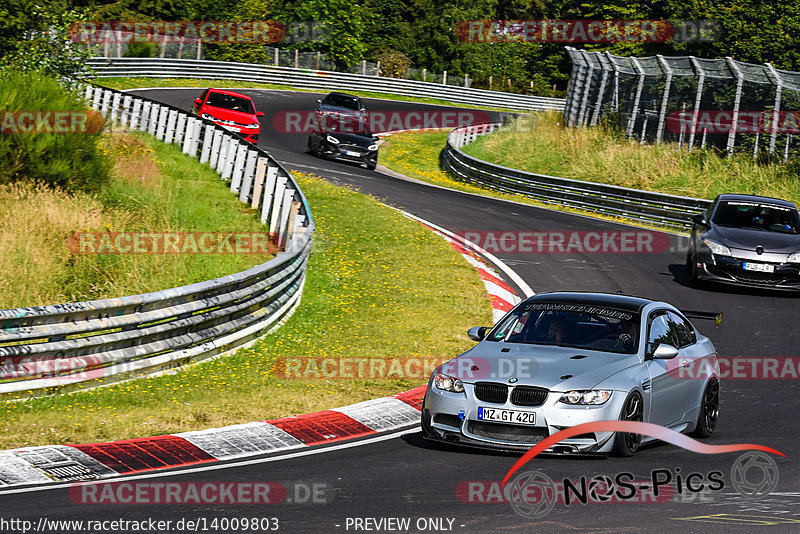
[788,251,800,263]
[434,373,465,393]
[703,238,731,256]
[245,122,260,129]
[368,144,378,151]
[326,135,340,144]
[559,390,612,405]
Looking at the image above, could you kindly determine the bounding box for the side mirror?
[193,98,202,106]
[467,326,490,342]
[372,135,380,141]
[650,343,679,360]
[360,107,367,113]
[316,99,322,104]
[256,111,264,117]
[691,213,707,226]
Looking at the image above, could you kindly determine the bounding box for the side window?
[668,312,697,348]
[647,312,679,350]
[200,89,209,104]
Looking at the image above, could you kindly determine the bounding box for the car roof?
[206,88,253,100]
[522,291,655,313]
[715,193,798,209]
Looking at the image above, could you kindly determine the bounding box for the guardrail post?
[626,58,646,138]
[129,99,141,129]
[267,171,288,233]
[148,104,160,136]
[155,106,169,140]
[239,149,259,203]
[277,189,295,250]
[725,57,744,156]
[165,109,178,143]
[100,89,112,117]
[656,55,673,144]
[121,94,133,125]
[765,63,784,156]
[216,135,231,174]
[251,157,269,209]
[221,137,238,179]
[687,58,706,152]
[209,129,223,167]
[182,118,196,154]
[92,87,103,110]
[84,85,94,104]
[260,161,280,224]
[174,112,186,145]
[200,124,215,163]
[110,92,122,122]
[139,101,151,132]
[230,144,248,192]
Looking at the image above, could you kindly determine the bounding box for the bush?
[0,71,110,193]
[123,41,159,58]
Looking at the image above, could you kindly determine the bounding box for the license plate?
[343,150,360,156]
[477,407,536,425]
[743,262,774,273]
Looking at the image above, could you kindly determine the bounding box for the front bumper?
[694,252,800,290]
[422,383,626,454]
[320,143,377,167]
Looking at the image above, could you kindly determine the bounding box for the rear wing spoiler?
[681,310,723,328]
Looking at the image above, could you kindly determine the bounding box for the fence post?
[182,118,196,154]
[765,62,784,156]
[605,52,620,112]
[576,50,595,127]
[656,55,673,144]
[590,52,610,126]
[230,144,248,192]
[239,149,259,203]
[626,58,646,138]
[250,157,268,209]
[274,47,279,66]
[362,60,366,75]
[725,57,744,156]
[260,161,279,223]
[294,49,299,69]
[165,109,178,143]
[200,124,215,163]
[174,112,186,145]
[423,68,426,82]
[688,58,706,152]
[443,70,447,85]
[197,40,202,60]
[316,52,320,70]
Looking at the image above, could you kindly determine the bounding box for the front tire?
[687,251,704,288]
[691,378,719,438]
[612,392,643,457]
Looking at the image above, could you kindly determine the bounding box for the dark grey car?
[314,92,365,119]
[687,194,800,290]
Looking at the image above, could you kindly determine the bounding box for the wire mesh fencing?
[564,46,800,161]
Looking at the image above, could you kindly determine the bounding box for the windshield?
[323,93,360,110]
[486,303,640,354]
[205,92,255,114]
[712,201,800,234]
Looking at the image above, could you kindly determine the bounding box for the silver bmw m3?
[421,292,721,456]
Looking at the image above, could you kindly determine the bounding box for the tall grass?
[0,71,110,193]
[463,112,800,204]
[0,131,273,309]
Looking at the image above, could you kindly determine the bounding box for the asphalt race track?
[4,88,799,533]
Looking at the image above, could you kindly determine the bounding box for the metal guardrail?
[0,84,314,397]
[443,123,711,229]
[86,57,566,112]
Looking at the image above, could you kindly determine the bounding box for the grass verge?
[0,172,491,449]
[0,131,272,309]
[463,112,800,205]
[91,77,524,112]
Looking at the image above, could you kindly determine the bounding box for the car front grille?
[708,265,788,284]
[467,421,549,443]
[474,382,508,404]
[510,386,549,407]
[337,144,365,155]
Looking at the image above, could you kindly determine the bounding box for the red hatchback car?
[192,88,264,143]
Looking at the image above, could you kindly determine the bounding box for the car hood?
[203,105,257,124]
[710,226,800,253]
[443,344,640,391]
[318,104,361,115]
